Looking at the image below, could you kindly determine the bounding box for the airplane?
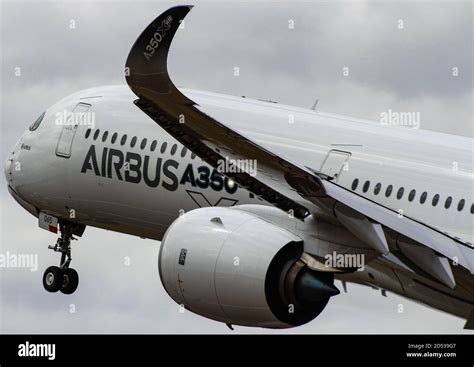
[4,5,474,330]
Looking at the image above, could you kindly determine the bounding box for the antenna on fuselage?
[311,98,319,111]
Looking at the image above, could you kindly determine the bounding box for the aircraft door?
[56,103,91,158]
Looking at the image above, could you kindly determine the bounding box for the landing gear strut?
[42,221,80,294]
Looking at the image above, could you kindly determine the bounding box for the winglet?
[125,6,193,101]
[124,6,312,221]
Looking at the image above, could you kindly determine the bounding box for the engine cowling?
[158,207,339,328]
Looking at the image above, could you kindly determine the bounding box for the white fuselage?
[5,85,474,245]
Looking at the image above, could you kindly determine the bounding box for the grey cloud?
[1,0,472,145]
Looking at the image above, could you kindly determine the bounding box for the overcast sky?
[0,0,472,334]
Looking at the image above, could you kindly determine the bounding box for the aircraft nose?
[4,136,22,188]
[4,155,13,185]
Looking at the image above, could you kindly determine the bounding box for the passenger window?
[396,187,404,200]
[385,185,393,197]
[150,140,157,152]
[171,144,178,156]
[161,142,167,153]
[432,194,440,206]
[191,153,197,160]
[471,204,474,214]
[420,192,427,204]
[444,196,453,209]
[111,132,118,144]
[181,147,187,158]
[457,199,465,211]
[374,183,381,195]
[130,136,137,148]
[102,131,108,142]
[93,129,100,140]
[85,128,92,139]
[140,138,147,150]
[120,134,127,146]
[408,189,416,202]
[444,196,452,209]
[29,112,45,131]
[362,181,370,193]
[351,179,359,190]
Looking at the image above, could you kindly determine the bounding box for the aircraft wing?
[124,5,474,279]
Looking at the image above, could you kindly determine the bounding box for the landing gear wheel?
[60,268,79,295]
[44,220,83,294]
[43,266,62,292]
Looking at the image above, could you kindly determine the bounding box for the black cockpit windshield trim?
[29,111,45,131]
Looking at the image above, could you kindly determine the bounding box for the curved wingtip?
[125,5,193,98]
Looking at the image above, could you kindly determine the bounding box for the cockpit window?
[29,111,45,131]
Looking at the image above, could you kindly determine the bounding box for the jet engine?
[158,207,339,328]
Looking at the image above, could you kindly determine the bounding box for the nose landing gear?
[42,221,81,294]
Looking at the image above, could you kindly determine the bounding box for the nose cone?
[4,138,39,217]
[3,157,12,185]
[5,135,24,189]
[4,152,14,186]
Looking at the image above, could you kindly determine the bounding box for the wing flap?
[322,181,473,273]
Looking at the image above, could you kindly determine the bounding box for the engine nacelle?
[159,207,339,328]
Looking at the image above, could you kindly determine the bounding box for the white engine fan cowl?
[158,207,303,328]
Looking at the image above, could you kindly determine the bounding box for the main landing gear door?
[56,103,91,158]
[319,150,351,182]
